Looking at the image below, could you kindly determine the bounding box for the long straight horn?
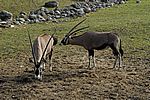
[69,26,89,36]
[27,30,37,66]
[68,18,86,36]
[39,33,55,65]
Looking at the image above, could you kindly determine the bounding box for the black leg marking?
[88,50,94,57]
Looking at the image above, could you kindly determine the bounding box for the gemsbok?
[28,32,57,80]
[60,19,123,69]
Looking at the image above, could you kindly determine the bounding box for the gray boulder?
[29,13,37,20]
[44,1,59,8]
[76,8,85,17]
[83,7,91,13]
[101,0,109,3]
[19,11,28,21]
[136,0,141,3]
[37,15,46,22]
[0,10,13,21]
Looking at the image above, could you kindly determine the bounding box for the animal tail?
[119,39,124,57]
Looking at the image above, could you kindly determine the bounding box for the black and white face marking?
[60,35,69,45]
[34,62,45,80]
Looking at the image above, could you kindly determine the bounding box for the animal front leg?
[49,51,53,72]
[92,56,96,68]
[118,54,122,68]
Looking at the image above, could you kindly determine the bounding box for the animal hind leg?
[113,54,122,69]
[88,56,91,68]
[88,50,95,69]
[92,56,96,68]
[120,48,124,68]
[110,44,120,69]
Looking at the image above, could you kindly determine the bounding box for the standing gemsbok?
[28,32,57,80]
[60,19,123,69]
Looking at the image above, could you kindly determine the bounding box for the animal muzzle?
[35,67,42,80]
[35,74,42,80]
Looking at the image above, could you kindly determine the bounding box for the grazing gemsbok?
[28,32,57,80]
[60,19,123,69]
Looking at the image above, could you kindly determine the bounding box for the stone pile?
[0,0,126,27]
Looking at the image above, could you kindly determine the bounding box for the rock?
[109,0,118,3]
[0,10,13,27]
[136,0,141,3]
[1,0,127,27]
[54,9,61,15]
[47,15,53,21]
[13,21,21,25]
[29,13,37,20]
[115,0,125,4]
[19,11,27,19]
[83,7,91,13]
[101,0,109,3]
[44,1,59,8]
[70,3,81,9]
[128,96,140,100]
[37,15,46,22]
[16,17,26,24]
[109,93,119,99]
[76,8,85,17]
[0,21,12,28]
[0,10,13,21]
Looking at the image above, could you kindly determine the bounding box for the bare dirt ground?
[0,45,149,100]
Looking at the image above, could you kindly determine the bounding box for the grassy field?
[0,0,150,99]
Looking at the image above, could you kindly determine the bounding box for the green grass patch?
[0,0,150,60]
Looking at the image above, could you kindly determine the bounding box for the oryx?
[28,32,57,80]
[60,19,123,69]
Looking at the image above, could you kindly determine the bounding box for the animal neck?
[68,36,83,46]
